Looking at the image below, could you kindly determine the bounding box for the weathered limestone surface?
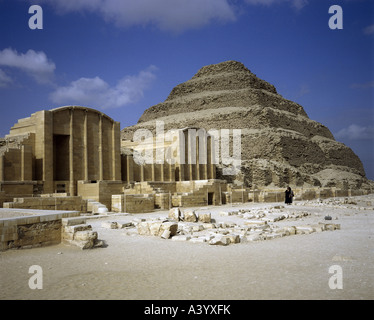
[0,209,80,251]
[121,60,373,190]
[62,217,103,249]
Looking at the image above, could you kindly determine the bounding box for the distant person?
[285,186,294,205]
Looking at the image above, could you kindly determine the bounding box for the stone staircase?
[86,199,109,214]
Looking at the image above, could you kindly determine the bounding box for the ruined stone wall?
[3,196,87,212]
[0,210,80,251]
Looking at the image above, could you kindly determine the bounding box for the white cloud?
[50,66,157,109]
[363,24,374,35]
[335,124,374,141]
[0,69,13,87]
[40,0,236,33]
[0,48,55,84]
[244,0,308,10]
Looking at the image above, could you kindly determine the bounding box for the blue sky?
[0,0,373,179]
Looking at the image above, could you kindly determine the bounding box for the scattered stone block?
[227,233,240,244]
[209,235,230,246]
[282,226,296,235]
[169,208,182,221]
[320,222,340,231]
[244,220,267,226]
[137,221,150,235]
[246,233,262,241]
[296,226,314,234]
[101,221,117,229]
[171,235,191,241]
[116,222,134,229]
[184,210,197,222]
[198,212,211,223]
[202,223,216,229]
[62,217,87,226]
[74,230,98,241]
[192,224,204,232]
[160,230,171,239]
[159,222,178,237]
[149,221,163,236]
[190,237,206,243]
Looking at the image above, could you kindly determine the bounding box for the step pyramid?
[122,60,372,190]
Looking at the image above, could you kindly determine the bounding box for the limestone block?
[198,212,211,223]
[190,237,206,243]
[101,221,117,229]
[244,220,267,226]
[149,221,163,236]
[160,230,171,239]
[264,233,282,240]
[282,226,296,235]
[246,233,263,241]
[62,217,86,226]
[137,221,150,235]
[202,223,216,229]
[209,235,230,246]
[68,239,94,250]
[159,222,178,237]
[295,226,314,234]
[116,222,134,229]
[227,233,240,244]
[217,228,229,235]
[183,210,197,222]
[311,224,324,232]
[169,208,182,221]
[321,223,340,231]
[192,224,204,232]
[74,230,98,241]
[171,235,191,241]
[64,224,92,234]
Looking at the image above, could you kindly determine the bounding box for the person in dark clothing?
[285,186,294,205]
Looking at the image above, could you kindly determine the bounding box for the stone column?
[140,164,145,182]
[207,135,212,179]
[69,108,75,196]
[21,145,25,181]
[42,111,54,194]
[196,136,200,180]
[99,114,103,181]
[151,163,155,181]
[160,163,164,182]
[112,122,116,180]
[0,155,4,181]
[84,109,89,181]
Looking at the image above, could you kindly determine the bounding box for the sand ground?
[1,195,373,300]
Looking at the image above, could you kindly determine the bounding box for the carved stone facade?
[0,106,121,196]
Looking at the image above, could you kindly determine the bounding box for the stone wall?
[0,209,80,251]
[77,180,123,211]
[3,196,87,212]
[112,194,154,213]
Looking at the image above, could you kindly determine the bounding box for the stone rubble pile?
[297,197,374,210]
[101,207,341,246]
[62,217,104,249]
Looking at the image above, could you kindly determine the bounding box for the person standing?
[285,186,294,205]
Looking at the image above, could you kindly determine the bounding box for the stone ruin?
[100,206,343,246]
[0,60,373,250]
[122,60,373,191]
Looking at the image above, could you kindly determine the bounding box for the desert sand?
[0,194,373,300]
